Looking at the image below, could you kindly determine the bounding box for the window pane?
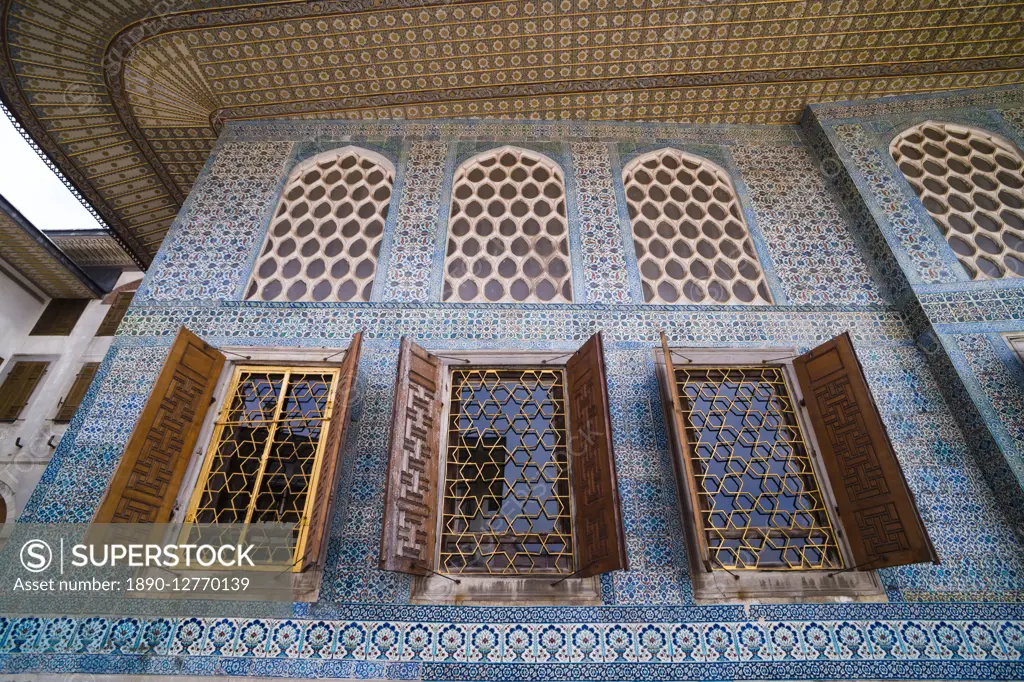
[441,367,573,574]
[251,373,333,526]
[187,368,337,566]
[673,365,842,570]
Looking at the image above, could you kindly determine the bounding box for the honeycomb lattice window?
[891,121,1024,279]
[444,146,572,303]
[245,147,394,302]
[623,149,772,305]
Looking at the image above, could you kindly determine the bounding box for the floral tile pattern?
[10,94,1024,680]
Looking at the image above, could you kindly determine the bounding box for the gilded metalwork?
[184,365,339,569]
[440,367,573,574]
[3,0,1024,261]
[671,365,842,570]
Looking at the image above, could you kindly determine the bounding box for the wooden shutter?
[379,337,443,574]
[299,331,363,569]
[566,331,628,577]
[95,327,225,523]
[659,332,712,570]
[0,361,49,422]
[96,291,134,336]
[794,332,938,569]
[55,362,100,423]
[30,299,89,336]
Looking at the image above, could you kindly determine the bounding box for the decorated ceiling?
[1,0,1023,266]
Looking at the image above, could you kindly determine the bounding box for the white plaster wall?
[0,259,46,363]
[0,270,142,524]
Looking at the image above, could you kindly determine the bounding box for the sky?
[0,107,104,232]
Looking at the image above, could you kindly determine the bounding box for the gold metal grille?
[183,366,339,568]
[440,367,573,574]
[671,365,842,570]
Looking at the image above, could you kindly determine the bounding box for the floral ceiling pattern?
[1,0,1023,265]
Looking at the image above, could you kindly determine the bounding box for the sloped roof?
[1,0,1023,265]
[47,230,139,268]
[0,194,103,298]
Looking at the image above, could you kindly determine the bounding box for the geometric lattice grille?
[440,367,573,574]
[891,121,1024,279]
[185,366,338,565]
[245,147,394,301]
[672,365,842,570]
[623,149,772,304]
[443,147,573,303]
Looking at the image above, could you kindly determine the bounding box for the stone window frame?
[245,146,396,303]
[654,346,885,604]
[1005,333,1024,368]
[410,350,601,606]
[161,346,353,603]
[442,145,574,304]
[622,148,773,305]
[890,120,1024,280]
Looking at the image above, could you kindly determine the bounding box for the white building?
[0,194,140,531]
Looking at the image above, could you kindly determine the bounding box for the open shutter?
[566,331,628,577]
[96,291,135,336]
[95,327,225,523]
[659,332,712,571]
[55,362,100,422]
[299,331,363,569]
[794,332,938,569]
[0,361,49,422]
[379,337,443,575]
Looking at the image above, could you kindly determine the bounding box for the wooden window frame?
[0,357,53,423]
[165,344,361,602]
[96,290,135,336]
[655,344,885,603]
[54,361,101,423]
[29,299,90,336]
[409,349,602,605]
[180,364,344,568]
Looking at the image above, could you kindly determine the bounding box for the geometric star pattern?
[185,367,338,566]
[672,365,842,570]
[441,367,573,574]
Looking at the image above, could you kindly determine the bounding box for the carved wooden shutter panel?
[379,337,443,574]
[55,362,100,423]
[0,361,49,422]
[794,332,938,569]
[96,327,225,523]
[96,291,135,336]
[300,331,363,569]
[659,332,712,570]
[30,299,89,336]
[566,331,628,577]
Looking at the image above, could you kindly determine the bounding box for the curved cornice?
[3,0,1024,266]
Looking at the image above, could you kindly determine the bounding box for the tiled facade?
[7,87,1024,680]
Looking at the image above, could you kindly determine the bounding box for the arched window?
[622,149,772,304]
[444,146,572,303]
[891,121,1024,279]
[245,147,394,302]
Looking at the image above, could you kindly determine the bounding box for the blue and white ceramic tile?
[10,90,1024,680]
